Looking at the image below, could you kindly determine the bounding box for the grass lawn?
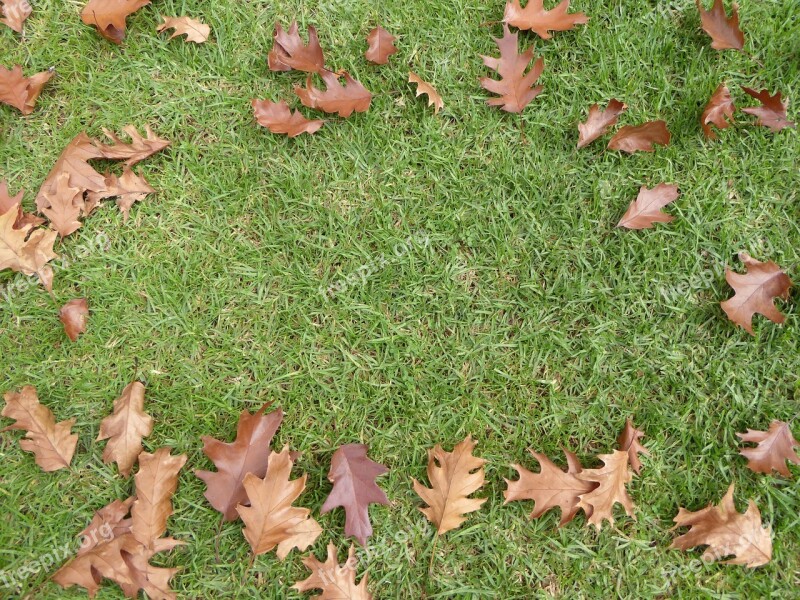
[2,0,799,597]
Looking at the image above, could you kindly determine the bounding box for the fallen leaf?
[0,202,58,291]
[1,0,32,33]
[0,65,54,115]
[617,184,680,230]
[293,544,372,600]
[60,298,90,342]
[480,23,544,113]
[321,444,389,546]
[81,0,151,44]
[252,99,325,137]
[701,84,735,139]
[608,120,671,153]
[741,87,795,132]
[36,133,107,206]
[696,0,744,51]
[412,435,487,535]
[365,26,397,65]
[720,252,792,335]
[1,386,77,471]
[268,22,325,73]
[236,446,322,559]
[670,483,771,567]
[132,447,187,549]
[86,167,156,221]
[94,125,171,167]
[737,420,800,477]
[408,72,443,114]
[196,403,285,521]
[577,99,626,148]
[576,450,635,529]
[39,172,84,237]
[617,419,650,474]
[504,449,596,526]
[97,381,153,477]
[504,0,588,39]
[157,16,210,43]
[295,71,372,118]
[0,180,43,229]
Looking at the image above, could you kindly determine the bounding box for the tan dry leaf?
[59,298,89,342]
[408,72,443,114]
[0,202,58,291]
[132,447,187,549]
[617,184,680,230]
[39,172,84,238]
[737,420,800,477]
[295,71,372,118]
[0,65,54,115]
[0,181,44,229]
[696,0,744,51]
[1,0,32,33]
[701,84,735,139]
[1,386,77,471]
[268,22,325,73]
[720,252,792,335]
[504,449,596,526]
[293,544,372,600]
[157,16,210,44]
[576,450,635,529]
[608,120,671,153]
[412,435,487,535]
[236,446,322,560]
[81,0,151,44]
[670,484,771,567]
[577,99,626,148]
[504,0,589,39]
[617,418,650,474]
[480,24,544,113]
[365,26,398,65]
[252,99,324,137]
[97,382,153,477]
[741,87,795,132]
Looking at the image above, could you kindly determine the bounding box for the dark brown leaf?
[616,418,650,474]
[696,0,744,51]
[268,22,325,73]
[701,84,735,139]
[60,298,89,342]
[608,120,671,153]
[741,87,795,132]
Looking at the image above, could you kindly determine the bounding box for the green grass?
[2,0,799,597]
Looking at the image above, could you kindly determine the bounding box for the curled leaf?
[408,72,443,114]
[608,120,670,153]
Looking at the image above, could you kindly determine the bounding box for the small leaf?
[268,22,325,73]
[1,0,32,33]
[737,420,800,477]
[59,298,90,342]
[253,99,325,137]
[577,99,626,148]
[157,16,210,44]
[617,184,680,230]
[741,87,795,132]
[504,0,589,39]
[607,120,670,153]
[408,72,443,114]
[701,84,735,139]
[0,65,54,115]
[616,418,650,474]
[294,71,372,118]
[365,26,397,65]
[293,544,372,599]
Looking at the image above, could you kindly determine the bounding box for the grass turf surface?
[2,0,799,597]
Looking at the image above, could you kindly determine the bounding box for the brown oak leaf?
[85,167,156,220]
[0,202,58,290]
[97,381,153,477]
[504,0,589,39]
[412,435,487,535]
[577,99,626,148]
[576,450,635,529]
[737,420,800,477]
[408,72,443,114]
[617,418,650,474]
[236,446,322,559]
[1,386,77,471]
[365,26,397,65]
[132,447,187,549]
[268,22,325,73]
[504,449,596,526]
[81,0,151,44]
[60,298,89,342]
[608,120,671,153]
[196,403,285,521]
[1,0,32,32]
[670,484,771,567]
[0,65,54,115]
[741,87,795,132]
[720,252,792,335]
[701,84,735,139]
[252,99,325,137]
[295,71,372,118]
[696,0,744,51]
[0,181,44,229]
[156,16,210,44]
[480,23,544,113]
[617,184,680,230]
[39,172,84,237]
[293,544,372,600]
[321,444,389,546]
[94,125,171,167]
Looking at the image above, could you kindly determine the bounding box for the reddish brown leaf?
[738,420,800,477]
[39,172,84,238]
[268,22,325,73]
[321,444,389,546]
[156,16,210,44]
[132,447,187,549]
[86,167,156,221]
[701,84,735,139]
[293,544,372,599]
[617,419,650,474]
[696,0,744,51]
[504,0,589,39]
[252,99,324,137]
[1,0,32,33]
[504,449,596,526]
[94,125,171,167]
[741,87,795,132]
[0,181,43,229]
[617,184,680,230]
[720,252,792,335]
[60,298,89,342]
[576,450,635,529]
[295,71,372,118]
[36,133,107,207]
[480,23,544,113]
[577,99,626,148]
[97,381,153,477]
[608,120,671,153]
[1,386,77,471]
[670,484,771,567]
[196,403,285,521]
[0,202,58,291]
[0,65,54,115]
[81,0,151,44]
[408,72,443,114]
[365,26,398,65]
